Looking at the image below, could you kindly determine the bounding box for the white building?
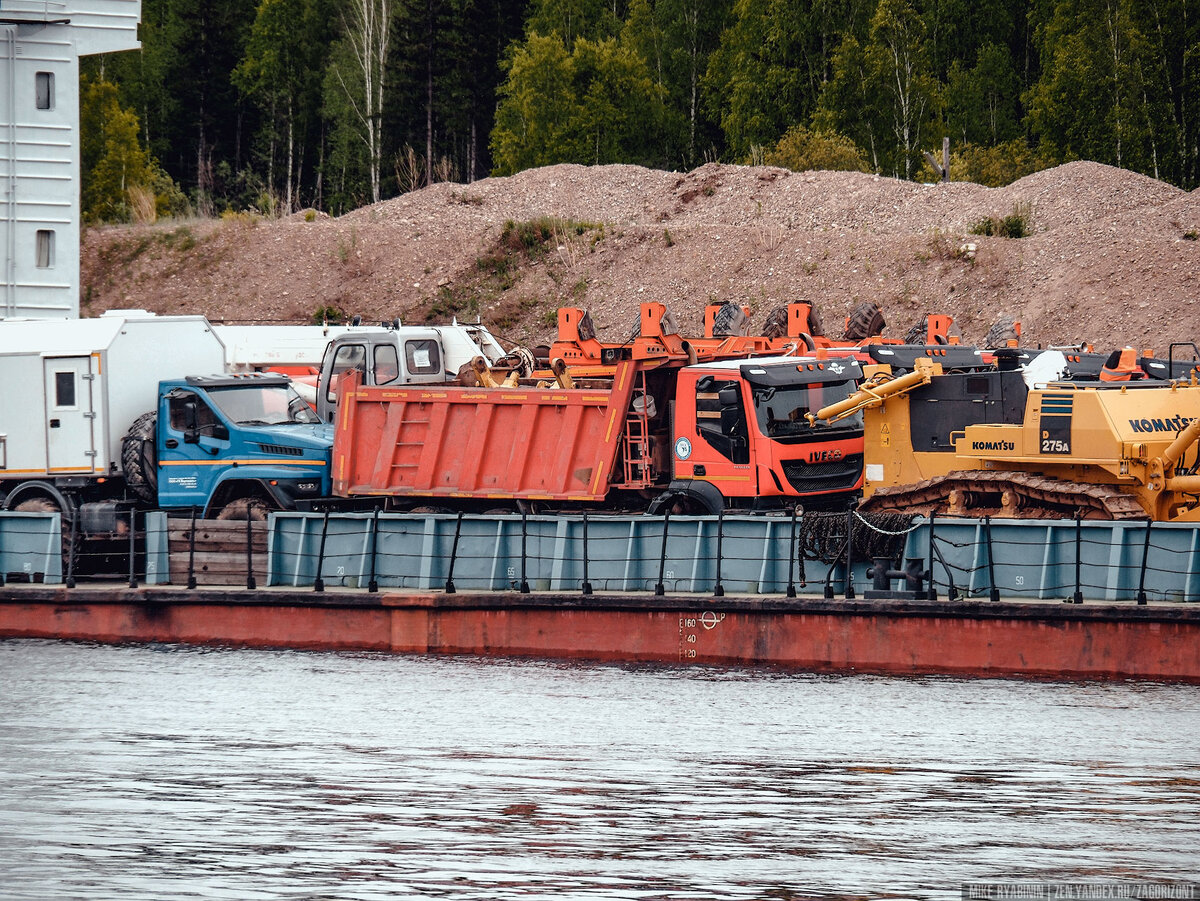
[1,1,140,319]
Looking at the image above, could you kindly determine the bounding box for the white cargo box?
[0,311,225,480]
[213,324,388,373]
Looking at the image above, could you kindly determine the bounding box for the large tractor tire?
[576,310,596,342]
[712,302,750,337]
[761,306,788,340]
[842,302,886,341]
[984,316,1020,349]
[121,411,158,504]
[761,304,825,340]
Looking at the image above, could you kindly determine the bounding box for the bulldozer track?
[861,470,1148,520]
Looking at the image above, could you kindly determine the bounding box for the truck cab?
[154,373,333,516]
[316,324,507,421]
[663,356,864,511]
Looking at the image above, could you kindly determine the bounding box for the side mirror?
[211,424,229,441]
[183,399,199,443]
[717,385,740,407]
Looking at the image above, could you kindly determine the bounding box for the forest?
[81,0,1200,223]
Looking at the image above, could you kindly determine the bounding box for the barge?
[2,584,1198,682]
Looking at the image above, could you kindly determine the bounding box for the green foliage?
[761,124,870,172]
[969,203,1033,237]
[80,78,161,223]
[922,139,1054,187]
[310,304,347,325]
[491,31,668,172]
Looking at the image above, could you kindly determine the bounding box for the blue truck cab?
[154,373,333,517]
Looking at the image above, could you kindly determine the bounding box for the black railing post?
[713,509,725,597]
[313,510,330,592]
[245,511,256,590]
[926,512,937,601]
[1136,520,1152,606]
[519,510,530,594]
[844,508,855,599]
[1072,510,1083,604]
[581,512,593,595]
[65,508,78,589]
[785,506,798,598]
[983,515,1000,602]
[444,511,463,594]
[127,508,138,589]
[0,516,5,588]
[367,507,380,593]
[186,506,198,590]
[655,510,670,596]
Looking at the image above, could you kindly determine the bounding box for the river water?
[1,639,1198,900]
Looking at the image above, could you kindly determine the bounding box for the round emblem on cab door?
[674,436,692,460]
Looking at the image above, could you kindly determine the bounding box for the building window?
[35,72,54,110]
[35,230,54,268]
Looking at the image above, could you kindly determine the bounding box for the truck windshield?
[750,379,862,437]
[206,385,320,425]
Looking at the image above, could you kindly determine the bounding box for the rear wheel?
[215,498,271,521]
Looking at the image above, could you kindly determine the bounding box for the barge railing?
[3,510,1200,603]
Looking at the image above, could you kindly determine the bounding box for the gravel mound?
[80,161,1200,353]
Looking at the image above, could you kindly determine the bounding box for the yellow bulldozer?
[815,355,1200,521]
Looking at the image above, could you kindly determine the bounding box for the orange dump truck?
[331,354,865,514]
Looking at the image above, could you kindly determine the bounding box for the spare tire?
[712,302,750,337]
[121,411,158,505]
[903,316,929,345]
[576,310,596,342]
[985,315,1020,349]
[761,306,788,339]
[843,302,886,341]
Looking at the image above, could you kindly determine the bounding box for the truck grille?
[781,454,862,493]
[255,443,304,456]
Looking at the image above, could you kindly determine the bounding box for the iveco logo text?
[972,440,1015,451]
[1129,416,1195,433]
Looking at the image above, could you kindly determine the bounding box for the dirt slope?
[81,160,1200,352]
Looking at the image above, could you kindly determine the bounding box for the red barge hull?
[2,587,1199,681]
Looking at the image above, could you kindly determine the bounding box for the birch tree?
[329,0,393,203]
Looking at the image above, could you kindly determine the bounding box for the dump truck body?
[332,360,642,503]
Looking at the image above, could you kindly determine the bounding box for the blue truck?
[0,313,333,543]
